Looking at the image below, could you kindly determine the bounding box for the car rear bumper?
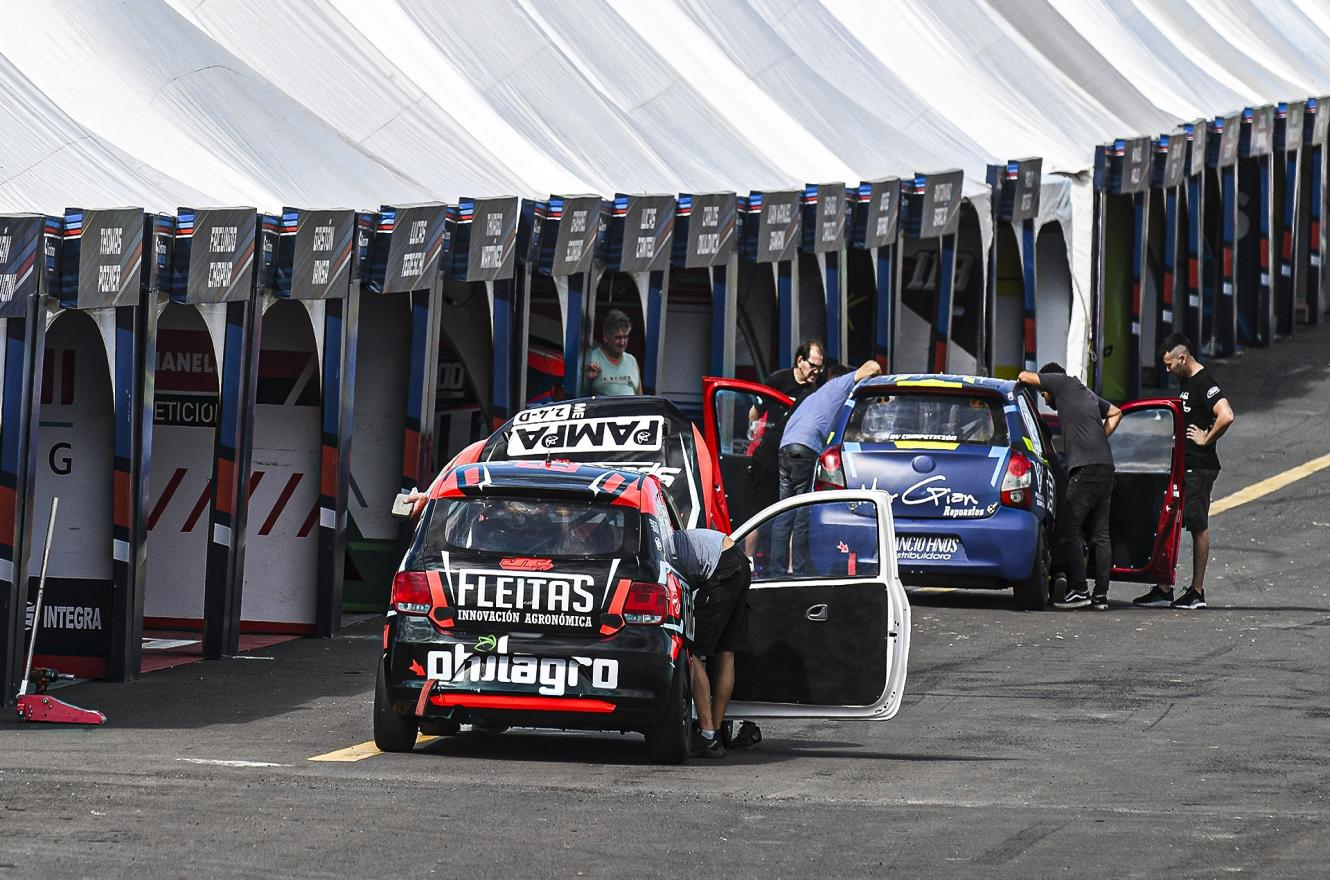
[384,616,681,732]
[893,508,1040,586]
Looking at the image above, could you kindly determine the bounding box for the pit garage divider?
[0,214,59,706]
[1307,98,1330,325]
[1275,101,1307,337]
[1093,138,1151,399]
[604,194,675,395]
[848,177,902,372]
[662,192,738,413]
[273,207,372,636]
[354,203,447,610]
[448,197,521,430]
[1150,133,1188,376]
[1182,120,1210,349]
[157,208,279,658]
[524,195,602,403]
[740,189,802,371]
[1207,113,1242,357]
[800,183,848,362]
[1236,105,1276,349]
[900,170,964,374]
[9,209,172,684]
[987,159,1041,377]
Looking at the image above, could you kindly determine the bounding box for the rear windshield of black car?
[414,497,638,561]
[844,391,1010,447]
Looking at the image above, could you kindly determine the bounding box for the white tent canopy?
[3,0,1328,377]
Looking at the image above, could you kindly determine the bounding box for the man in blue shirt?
[771,360,882,575]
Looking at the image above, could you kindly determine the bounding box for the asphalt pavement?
[2,326,1329,879]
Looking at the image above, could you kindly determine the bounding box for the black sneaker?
[1090,592,1109,610]
[1054,588,1090,609]
[1171,588,1207,609]
[1133,586,1174,608]
[722,720,762,750]
[690,732,726,758]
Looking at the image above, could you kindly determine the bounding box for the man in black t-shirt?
[1134,333,1235,610]
[1019,364,1123,609]
[749,340,825,511]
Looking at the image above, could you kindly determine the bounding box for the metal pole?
[19,498,58,697]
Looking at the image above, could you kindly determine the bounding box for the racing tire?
[1013,530,1051,611]
[374,663,420,753]
[645,660,690,765]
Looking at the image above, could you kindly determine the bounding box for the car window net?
[422,497,631,559]
[844,392,1009,446]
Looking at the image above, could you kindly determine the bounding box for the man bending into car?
[673,528,761,758]
[1018,363,1122,610]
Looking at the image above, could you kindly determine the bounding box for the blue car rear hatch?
[824,377,1015,522]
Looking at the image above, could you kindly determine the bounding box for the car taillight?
[391,571,431,614]
[814,444,846,491]
[623,581,667,625]
[1000,451,1033,509]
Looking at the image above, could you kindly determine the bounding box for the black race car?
[376,461,695,762]
[376,460,912,763]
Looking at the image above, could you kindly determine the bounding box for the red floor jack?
[15,498,106,725]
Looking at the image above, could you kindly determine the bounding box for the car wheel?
[1013,529,1050,611]
[645,660,690,765]
[373,662,420,753]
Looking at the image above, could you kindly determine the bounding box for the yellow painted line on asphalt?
[1210,452,1330,516]
[309,733,438,763]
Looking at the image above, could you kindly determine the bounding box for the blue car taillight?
[1000,451,1033,509]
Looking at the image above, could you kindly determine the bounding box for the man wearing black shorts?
[1134,333,1235,610]
[673,529,759,758]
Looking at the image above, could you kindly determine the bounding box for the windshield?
[418,497,636,559]
[845,392,1009,446]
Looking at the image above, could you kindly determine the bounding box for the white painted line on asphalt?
[178,758,290,768]
[1211,452,1330,516]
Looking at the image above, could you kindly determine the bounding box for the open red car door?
[1107,398,1186,585]
[701,377,793,529]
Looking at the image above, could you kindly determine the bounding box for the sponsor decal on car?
[592,460,682,487]
[452,568,598,628]
[895,535,960,561]
[889,475,981,513]
[507,413,665,457]
[426,635,619,697]
[499,557,554,572]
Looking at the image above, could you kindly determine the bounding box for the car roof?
[857,373,1018,394]
[432,460,653,510]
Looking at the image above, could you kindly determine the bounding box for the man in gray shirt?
[672,529,760,757]
[1018,364,1123,609]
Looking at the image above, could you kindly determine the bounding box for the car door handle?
[805,604,828,622]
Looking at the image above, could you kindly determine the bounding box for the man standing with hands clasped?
[1019,363,1122,610]
[1134,333,1235,610]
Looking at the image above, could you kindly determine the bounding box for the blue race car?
[809,375,1058,609]
[703,372,1191,610]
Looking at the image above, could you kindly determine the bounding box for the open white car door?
[724,489,910,720]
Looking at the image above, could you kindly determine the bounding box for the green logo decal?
[475,634,498,653]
